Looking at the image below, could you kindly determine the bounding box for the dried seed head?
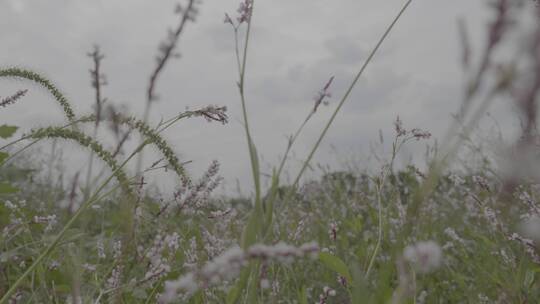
[237,0,253,24]
[0,89,27,108]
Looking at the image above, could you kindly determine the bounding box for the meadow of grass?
[1,0,540,303]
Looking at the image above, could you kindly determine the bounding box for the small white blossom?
[106,265,123,289]
[4,200,17,210]
[48,260,60,270]
[33,215,57,232]
[97,238,106,259]
[113,240,122,259]
[319,286,336,304]
[160,241,318,303]
[417,290,428,304]
[403,241,443,273]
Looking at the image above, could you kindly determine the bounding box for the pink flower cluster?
[224,0,253,27]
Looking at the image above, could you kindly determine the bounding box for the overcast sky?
[1,0,532,195]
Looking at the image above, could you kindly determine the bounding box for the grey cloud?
[1,0,510,195]
[324,35,367,66]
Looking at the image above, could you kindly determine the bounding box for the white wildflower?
[97,238,106,259]
[403,241,443,273]
[184,237,198,269]
[160,242,318,303]
[106,265,122,289]
[165,232,180,251]
[33,215,57,232]
[4,200,17,210]
[161,273,198,302]
[319,286,336,304]
[417,290,428,304]
[113,240,122,259]
[48,260,60,270]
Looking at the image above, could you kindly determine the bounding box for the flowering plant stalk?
[223,0,414,301]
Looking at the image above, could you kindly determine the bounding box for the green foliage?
[114,114,191,183]
[1,142,540,303]
[0,182,18,194]
[28,126,132,195]
[0,125,19,196]
[0,125,18,139]
[319,252,352,282]
[0,152,8,165]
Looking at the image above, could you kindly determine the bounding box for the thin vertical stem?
[291,0,413,189]
[237,0,262,205]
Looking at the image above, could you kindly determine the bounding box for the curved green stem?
[237,1,262,208]
[365,170,388,277]
[0,68,76,122]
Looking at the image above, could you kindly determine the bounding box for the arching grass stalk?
[84,112,199,297]
[0,115,95,167]
[115,114,192,183]
[291,0,413,190]
[0,68,76,122]
[155,105,228,132]
[28,127,133,197]
[86,107,226,192]
[93,106,226,184]
[365,169,389,278]
[0,115,185,303]
[2,107,210,184]
[0,115,95,152]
